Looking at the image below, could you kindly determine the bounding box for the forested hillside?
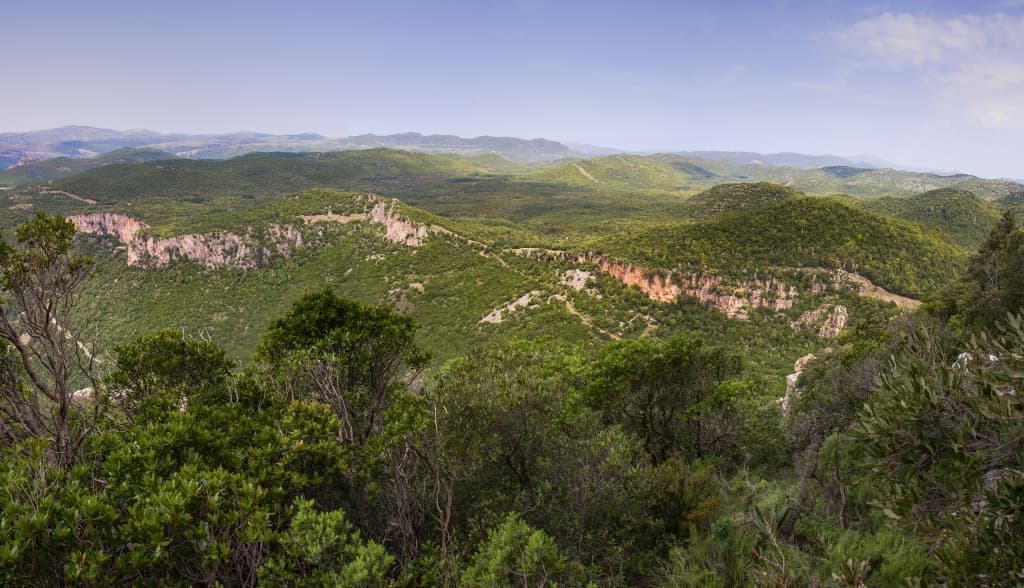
[860,188,1002,248]
[0,148,176,187]
[2,148,1023,585]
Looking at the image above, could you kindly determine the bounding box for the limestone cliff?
[792,304,849,338]
[299,194,435,247]
[68,213,147,245]
[583,253,815,319]
[370,201,429,246]
[69,194,432,269]
[514,249,826,320]
[514,248,918,320]
[782,353,818,415]
[127,229,305,269]
[69,212,307,269]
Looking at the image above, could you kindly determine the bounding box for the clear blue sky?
[4,0,1023,177]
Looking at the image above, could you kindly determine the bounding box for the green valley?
[3,145,1024,586]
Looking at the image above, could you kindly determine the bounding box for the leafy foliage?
[109,328,235,421]
[603,195,965,298]
[259,499,394,587]
[460,513,584,588]
[584,335,780,465]
[851,314,1024,583]
[861,187,1001,248]
[0,213,98,467]
[953,211,1024,330]
[3,152,1023,584]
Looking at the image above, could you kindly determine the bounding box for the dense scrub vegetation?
[602,196,965,298]
[2,204,1023,585]
[6,147,1017,247]
[682,182,800,219]
[861,188,1002,248]
[4,150,1024,584]
[0,148,175,188]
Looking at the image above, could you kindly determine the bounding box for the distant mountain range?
[0,126,1012,185]
[673,150,882,170]
[0,126,573,168]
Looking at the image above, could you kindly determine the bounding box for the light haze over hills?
[3,1,1023,178]
[0,125,990,180]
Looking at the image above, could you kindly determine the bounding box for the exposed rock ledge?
[514,249,816,319]
[512,249,918,320]
[70,213,305,269]
[479,290,541,323]
[69,195,433,269]
[68,213,147,245]
[298,196,432,247]
[781,352,819,415]
[792,304,849,338]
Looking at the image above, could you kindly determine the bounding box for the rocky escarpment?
[515,249,826,319]
[514,248,919,320]
[585,254,817,319]
[299,195,436,247]
[479,291,541,323]
[369,202,429,246]
[69,195,433,269]
[70,213,306,269]
[792,304,849,338]
[128,225,305,268]
[68,213,147,245]
[781,353,818,415]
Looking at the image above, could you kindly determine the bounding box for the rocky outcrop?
[299,195,433,247]
[792,304,849,338]
[560,269,595,293]
[266,224,305,256]
[68,194,436,269]
[299,212,368,224]
[128,231,301,269]
[831,270,919,309]
[513,248,919,320]
[71,213,304,269]
[782,353,818,415]
[69,213,147,245]
[515,249,824,319]
[819,305,848,338]
[370,201,429,246]
[480,291,540,324]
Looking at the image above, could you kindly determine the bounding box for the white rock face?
[792,304,848,338]
[781,353,817,415]
[69,213,148,244]
[71,387,94,405]
[560,269,594,292]
[818,305,848,338]
[371,202,429,246]
[67,194,434,269]
[480,291,541,324]
[70,213,307,269]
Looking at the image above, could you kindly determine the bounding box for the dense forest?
[2,205,1024,585]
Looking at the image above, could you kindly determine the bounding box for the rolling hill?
[683,182,800,218]
[532,153,1022,200]
[0,126,577,166]
[599,191,965,299]
[57,186,846,378]
[861,188,1003,248]
[0,147,176,187]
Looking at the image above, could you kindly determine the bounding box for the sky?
[3,0,1024,178]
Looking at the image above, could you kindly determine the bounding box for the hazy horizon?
[5,0,1023,178]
